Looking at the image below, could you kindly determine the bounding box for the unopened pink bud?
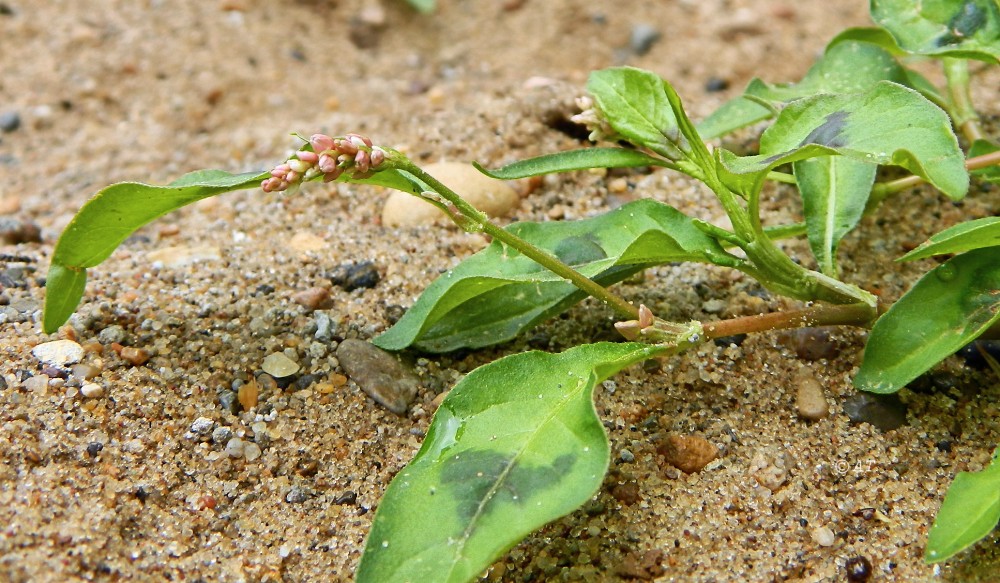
[347,133,372,148]
[310,134,335,153]
[369,147,385,168]
[288,159,311,174]
[318,153,338,173]
[271,163,291,178]
[335,138,358,156]
[354,151,370,174]
[286,170,300,183]
[296,150,319,163]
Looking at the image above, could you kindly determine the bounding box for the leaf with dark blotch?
[373,198,740,352]
[356,341,682,583]
[43,169,268,333]
[871,0,1000,62]
[855,247,1000,393]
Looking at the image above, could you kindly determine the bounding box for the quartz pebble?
[261,352,300,378]
[32,339,84,367]
[80,383,104,398]
[225,438,245,458]
[243,442,262,461]
[190,417,215,436]
[336,338,419,415]
[657,434,719,473]
[811,526,835,547]
[381,161,519,227]
[795,372,829,420]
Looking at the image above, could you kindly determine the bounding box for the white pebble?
[243,443,262,461]
[811,526,835,547]
[261,352,299,378]
[80,383,104,398]
[381,161,519,227]
[32,339,84,367]
[225,438,245,458]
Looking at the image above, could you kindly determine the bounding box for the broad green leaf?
[900,216,1000,261]
[969,139,1000,184]
[855,247,1000,393]
[795,156,878,275]
[871,0,1000,63]
[828,26,908,54]
[407,0,435,13]
[43,169,268,333]
[373,199,740,352]
[696,97,774,142]
[474,148,667,180]
[356,340,688,583]
[718,81,968,200]
[926,447,1000,563]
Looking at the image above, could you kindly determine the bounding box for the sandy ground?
[2,0,1000,581]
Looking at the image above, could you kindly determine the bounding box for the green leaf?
[795,156,878,275]
[696,97,774,141]
[855,247,1000,393]
[926,447,1000,563]
[871,0,1000,63]
[474,148,667,180]
[43,169,268,333]
[406,0,435,13]
[900,216,1000,261]
[718,81,968,200]
[373,199,739,352]
[587,67,685,160]
[969,139,1000,184]
[356,341,687,583]
[828,26,908,54]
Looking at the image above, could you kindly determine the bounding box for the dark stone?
[705,77,730,92]
[629,24,661,56]
[713,333,746,347]
[329,261,380,291]
[383,303,406,325]
[845,556,872,582]
[611,482,641,505]
[777,327,839,361]
[0,218,42,245]
[293,373,320,391]
[336,338,419,414]
[0,110,20,132]
[334,491,358,505]
[217,389,239,414]
[253,284,275,296]
[86,442,104,457]
[843,392,908,431]
[935,440,953,453]
[135,486,151,502]
[0,374,6,390]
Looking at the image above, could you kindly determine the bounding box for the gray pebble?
[843,392,907,431]
[0,375,7,391]
[98,324,127,345]
[314,312,334,342]
[212,426,233,445]
[336,338,419,415]
[225,437,245,458]
[329,261,380,291]
[243,443,262,461]
[285,486,312,504]
[0,110,20,133]
[619,449,635,463]
[796,373,829,420]
[189,416,215,436]
[630,24,661,55]
[218,389,239,413]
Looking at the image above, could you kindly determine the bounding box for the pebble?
[218,389,239,414]
[328,261,380,291]
[811,526,835,547]
[314,312,335,342]
[261,352,300,378]
[211,426,233,445]
[290,286,333,310]
[243,442,262,461]
[334,490,358,505]
[0,110,19,132]
[381,161,519,227]
[146,244,221,268]
[225,438,245,458]
[80,382,104,398]
[23,374,49,393]
[97,325,126,345]
[336,338,419,415]
[32,339,84,367]
[795,372,829,420]
[845,556,873,581]
[86,442,104,457]
[704,77,730,92]
[657,434,719,473]
[843,392,908,431]
[777,327,839,361]
[190,417,215,437]
[285,486,312,504]
[0,217,41,244]
[630,23,661,55]
[70,363,101,380]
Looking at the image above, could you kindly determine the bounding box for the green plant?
[41,0,1000,579]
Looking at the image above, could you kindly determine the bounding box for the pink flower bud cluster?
[261,133,386,193]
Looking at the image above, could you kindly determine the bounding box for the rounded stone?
[80,382,104,398]
[32,339,84,367]
[381,161,519,227]
[261,352,300,378]
[795,373,829,420]
[657,434,719,473]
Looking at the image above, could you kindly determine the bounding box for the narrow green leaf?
[718,81,968,200]
[926,448,1000,563]
[356,341,684,583]
[871,0,1000,63]
[970,139,1000,184]
[406,0,435,13]
[43,169,268,333]
[855,247,1000,393]
[900,216,1000,261]
[794,156,877,275]
[474,148,667,180]
[373,199,740,352]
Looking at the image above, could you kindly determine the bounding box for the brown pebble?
[615,549,665,580]
[290,287,333,311]
[796,371,830,420]
[611,482,641,505]
[120,347,150,366]
[336,339,420,415]
[777,327,839,361]
[657,434,719,473]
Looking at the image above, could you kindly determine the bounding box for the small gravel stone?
[218,389,239,413]
[32,339,84,367]
[189,417,215,436]
[657,434,719,473]
[0,110,20,132]
[23,374,49,393]
[630,23,661,55]
[334,491,358,505]
[314,312,334,342]
[225,438,245,458]
[243,442,262,461]
[843,392,908,431]
[336,338,420,415]
[845,556,873,581]
[119,346,151,366]
[381,161,519,227]
[328,261,380,291]
[285,486,312,504]
[80,382,104,398]
[704,76,730,92]
[619,449,635,463]
[795,372,829,420]
[261,352,300,378]
[291,286,333,310]
[70,363,101,380]
[0,375,7,391]
[811,526,835,547]
[86,442,104,457]
[97,325,127,345]
[0,218,41,244]
[211,426,233,445]
[778,327,839,361]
